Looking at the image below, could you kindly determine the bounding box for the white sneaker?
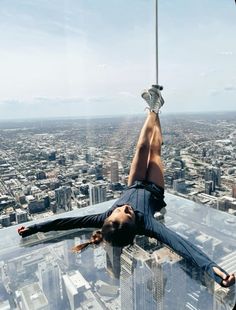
[141,85,164,113]
[141,89,151,104]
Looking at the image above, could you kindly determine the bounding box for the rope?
[155,0,159,85]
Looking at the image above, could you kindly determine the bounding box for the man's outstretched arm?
[18,213,106,237]
[143,217,235,287]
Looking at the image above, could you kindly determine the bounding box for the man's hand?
[17,226,32,238]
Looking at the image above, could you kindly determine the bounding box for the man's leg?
[128,112,156,186]
[146,114,164,189]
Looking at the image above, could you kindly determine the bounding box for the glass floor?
[0,193,235,310]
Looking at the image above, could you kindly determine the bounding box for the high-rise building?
[85,147,96,164]
[205,180,213,195]
[110,161,119,183]
[173,167,185,180]
[89,183,107,205]
[16,209,28,224]
[232,185,236,198]
[38,261,61,310]
[62,270,90,310]
[173,178,186,193]
[20,282,49,310]
[28,199,46,214]
[95,163,103,180]
[202,148,207,158]
[104,244,122,278]
[151,247,187,310]
[205,167,221,191]
[0,215,11,227]
[120,244,186,310]
[217,196,236,212]
[55,186,72,211]
[63,239,77,269]
[120,244,157,310]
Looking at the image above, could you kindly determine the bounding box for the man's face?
[107,204,135,225]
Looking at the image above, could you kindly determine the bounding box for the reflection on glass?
[0,195,236,309]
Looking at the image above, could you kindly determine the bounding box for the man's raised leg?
[128,85,165,187]
[128,112,156,186]
[146,114,164,189]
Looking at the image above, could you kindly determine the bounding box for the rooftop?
[0,193,235,309]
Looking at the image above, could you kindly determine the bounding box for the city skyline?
[0,113,235,224]
[0,0,236,119]
[0,110,236,122]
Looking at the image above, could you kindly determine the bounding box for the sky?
[0,0,235,119]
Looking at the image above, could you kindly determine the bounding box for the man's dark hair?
[101,219,136,247]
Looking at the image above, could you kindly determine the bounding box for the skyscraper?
[16,209,28,224]
[20,283,49,310]
[38,261,61,310]
[120,244,157,310]
[120,244,186,310]
[152,248,187,310]
[110,161,119,183]
[205,180,214,195]
[173,178,186,193]
[89,183,107,205]
[104,244,122,278]
[232,185,236,198]
[205,167,221,191]
[62,270,90,310]
[63,239,77,270]
[55,186,72,211]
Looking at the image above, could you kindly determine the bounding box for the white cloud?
[97,64,109,70]
[224,86,236,91]
[209,89,221,96]
[218,51,233,56]
[119,91,136,98]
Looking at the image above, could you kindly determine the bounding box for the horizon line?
[0,110,236,122]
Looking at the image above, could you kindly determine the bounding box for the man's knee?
[150,144,161,157]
